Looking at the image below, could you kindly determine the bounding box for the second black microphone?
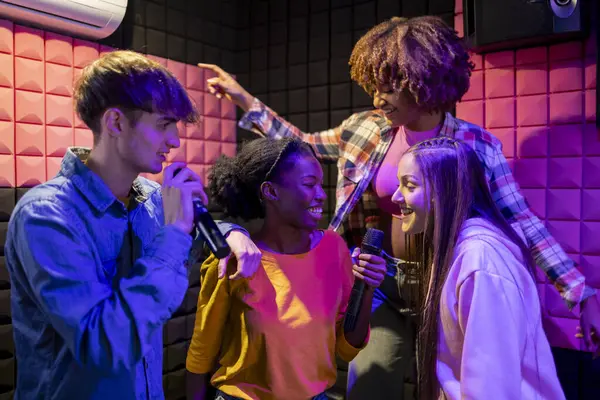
[344,228,384,331]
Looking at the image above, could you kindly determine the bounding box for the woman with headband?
[186,137,386,400]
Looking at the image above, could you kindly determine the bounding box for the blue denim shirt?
[5,147,210,400]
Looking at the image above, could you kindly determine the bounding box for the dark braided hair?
[208,137,317,221]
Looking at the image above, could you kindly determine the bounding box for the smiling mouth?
[307,207,323,217]
[393,207,414,219]
[401,207,413,216]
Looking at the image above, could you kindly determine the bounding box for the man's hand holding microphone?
[161,162,262,280]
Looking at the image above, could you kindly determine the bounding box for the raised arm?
[487,143,596,308]
[198,63,347,161]
[483,141,600,353]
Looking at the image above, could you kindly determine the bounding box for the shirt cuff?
[580,285,598,304]
[216,221,249,238]
[238,97,265,131]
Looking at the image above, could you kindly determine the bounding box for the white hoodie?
[436,218,565,400]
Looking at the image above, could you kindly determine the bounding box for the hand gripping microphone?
[174,168,231,259]
[191,200,231,259]
[344,228,384,331]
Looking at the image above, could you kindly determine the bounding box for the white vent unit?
[0,0,127,40]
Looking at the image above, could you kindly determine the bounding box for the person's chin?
[382,112,400,127]
[402,221,424,235]
[300,217,321,231]
[146,162,164,175]
[304,220,320,231]
[387,117,401,128]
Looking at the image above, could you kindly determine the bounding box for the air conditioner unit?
[0,0,127,40]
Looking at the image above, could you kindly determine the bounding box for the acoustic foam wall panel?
[455,1,599,352]
[235,0,456,240]
[455,3,600,397]
[0,19,236,399]
[0,23,236,190]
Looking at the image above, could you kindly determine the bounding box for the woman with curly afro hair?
[197,16,598,399]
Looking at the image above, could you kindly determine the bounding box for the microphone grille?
[362,228,384,250]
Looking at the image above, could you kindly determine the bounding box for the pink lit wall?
[454,2,599,351]
[0,21,237,189]
[0,19,237,398]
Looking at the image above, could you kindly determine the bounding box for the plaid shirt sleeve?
[238,97,350,162]
[487,142,596,309]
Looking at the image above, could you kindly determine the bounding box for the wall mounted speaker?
[463,0,591,53]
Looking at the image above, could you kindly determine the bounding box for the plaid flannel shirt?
[239,98,595,309]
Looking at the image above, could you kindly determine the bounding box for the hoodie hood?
[437,218,565,400]
[456,217,527,264]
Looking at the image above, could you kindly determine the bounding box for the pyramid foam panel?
[0,19,237,398]
[455,2,599,352]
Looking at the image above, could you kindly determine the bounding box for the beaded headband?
[263,140,293,183]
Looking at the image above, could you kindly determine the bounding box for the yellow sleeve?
[333,234,369,363]
[186,254,232,374]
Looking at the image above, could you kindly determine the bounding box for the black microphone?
[191,200,231,259]
[344,228,384,331]
[173,168,231,259]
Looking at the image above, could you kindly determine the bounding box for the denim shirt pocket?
[132,205,164,255]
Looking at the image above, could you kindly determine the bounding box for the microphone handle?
[170,167,230,258]
[344,281,366,332]
[344,244,381,332]
[193,201,231,259]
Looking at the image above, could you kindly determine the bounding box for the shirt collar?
[439,112,459,137]
[59,147,153,213]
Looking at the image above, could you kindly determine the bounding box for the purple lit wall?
[454,1,599,354]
